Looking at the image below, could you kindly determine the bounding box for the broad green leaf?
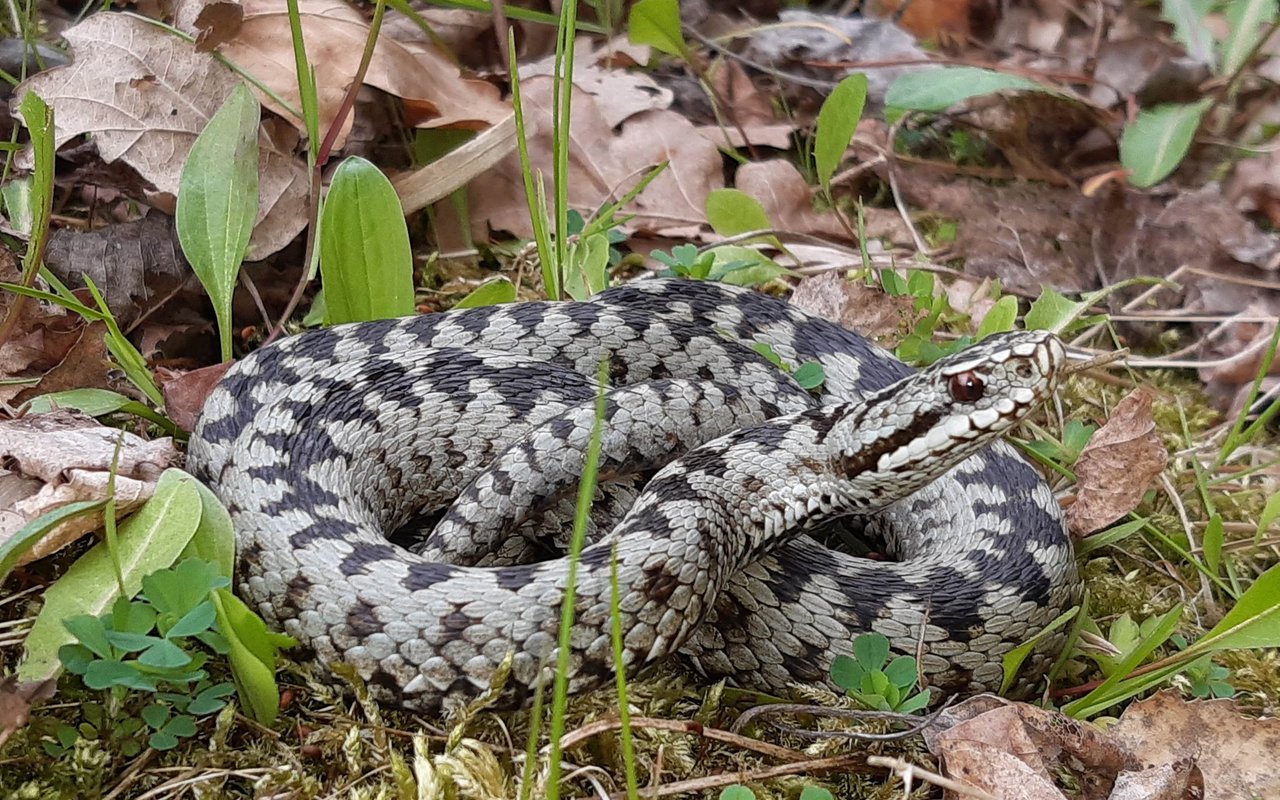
[167,600,218,638]
[814,74,869,193]
[24,389,154,420]
[176,85,261,362]
[628,0,685,57]
[454,278,517,309]
[138,639,193,669]
[1203,513,1224,575]
[999,605,1079,693]
[182,480,236,579]
[62,615,111,659]
[799,788,835,800]
[883,655,919,689]
[17,90,54,266]
[977,295,1018,337]
[1221,0,1278,76]
[212,588,295,724]
[705,189,772,237]
[84,660,154,691]
[103,630,161,653]
[17,470,204,682]
[1191,561,1280,652]
[885,67,1049,112]
[144,558,227,619]
[830,654,865,690]
[792,361,825,390]
[1119,99,1212,188]
[896,689,932,714]
[319,156,415,325]
[1161,0,1217,69]
[708,246,790,286]
[853,632,890,671]
[718,786,756,800]
[0,500,105,584]
[564,232,610,300]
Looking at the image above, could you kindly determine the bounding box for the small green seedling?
[57,558,238,751]
[831,632,931,713]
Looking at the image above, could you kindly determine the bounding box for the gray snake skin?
[189,279,1081,714]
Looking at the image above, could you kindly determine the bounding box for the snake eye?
[1015,362,1034,379]
[949,371,985,402]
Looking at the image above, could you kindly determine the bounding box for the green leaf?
[799,787,835,800]
[454,278,517,309]
[1203,513,1224,575]
[895,689,932,714]
[883,655,919,689]
[1075,518,1147,556]
[22,389,167,427]
[1000,605,1080,693]
[0,500,106,585]
[1191,561,1280,652]
[103,631,162,653]
[853,632,890,671]
[62,615,112,659]
[17,470,204,682]
[319,156,415,325]
[168,600,218,638]
[1221,0,1278,76]
[164,714,197,738]
[176,84,261,363]
[814,73,869,193]
[1119,99,1212,188]
[84,660,155,691]
[565,232,610,300]
[141,703,169,730]
[792,361,826,391]
[144,558,227,619]
[138,639,193,670]
[707,246,790,286]
[149,730,179,750]
[211,589,294,724]
[1161,0,1217,69]
[885,67,1049,112]
[830,654,865,690]
[1062,605,1183,717]
[977,295,1018,337]
[1257,491,1280,542]
[182,480,236,579]
[628,0,685,57]
[188,682,236,715]
[705,189,772,237]
[717,786,756,800]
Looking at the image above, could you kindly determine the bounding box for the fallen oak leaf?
[1066,389,1168,537]
[0,676,58,749]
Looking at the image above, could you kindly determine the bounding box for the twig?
[867,755,998,799]
[557,715,810,762]
[614,753,873,799]
[730,703,938,742]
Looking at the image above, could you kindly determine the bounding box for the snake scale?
[189,279,1081,714]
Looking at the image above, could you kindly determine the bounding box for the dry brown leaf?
[926,696,1133,800]
[0,410,178,565]
[789,270,919,344]
[13,12,309,259]
[733,159,849,241]
[158,362,232,432]
[0,677,57,750]
[455,78,720,245]
[10,321,116,408]
[521,40,672,128]
[178,0,509,145]
[1066,389,1169,537]
[1111,690,1280,800]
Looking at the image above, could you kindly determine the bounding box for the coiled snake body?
[189,279,1080,713]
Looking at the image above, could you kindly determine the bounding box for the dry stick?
[730,702,939,742]
[614,753,873,800]
[557,716,811,762]
[866,755,999,800]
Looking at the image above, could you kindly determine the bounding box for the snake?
[188,278,1081,714]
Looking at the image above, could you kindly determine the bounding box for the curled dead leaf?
[789,270,919,344]
[1067,389,1169,537]
[0,410,178,565]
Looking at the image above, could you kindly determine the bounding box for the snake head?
[831,329,1066,505]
